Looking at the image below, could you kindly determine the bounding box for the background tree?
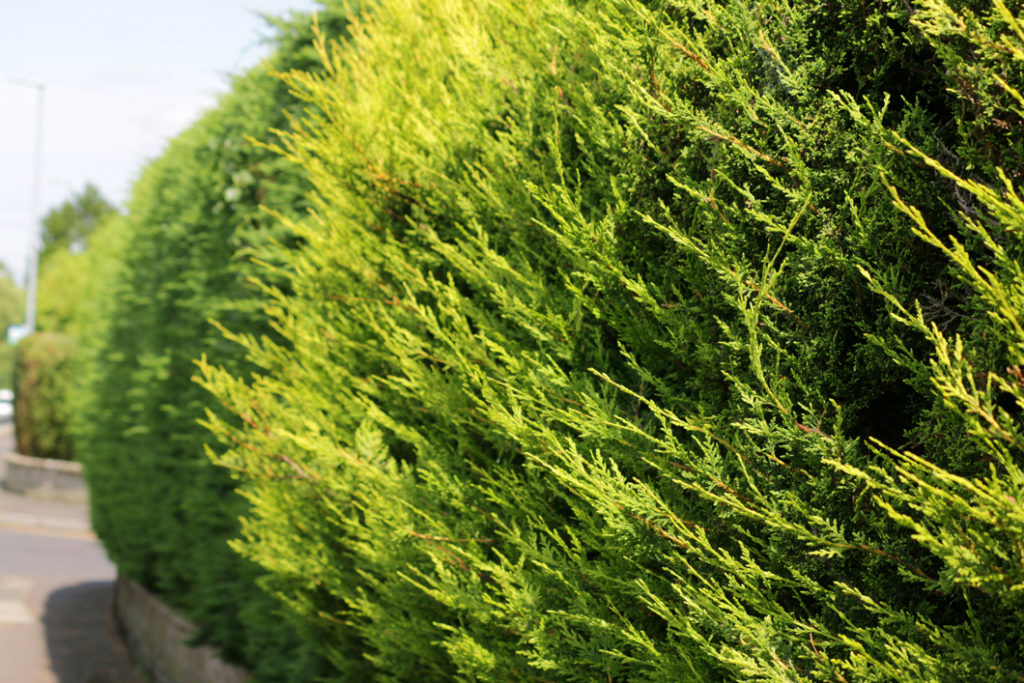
[39,183,117,266]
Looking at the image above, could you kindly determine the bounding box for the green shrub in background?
[14,332,74,460]
[71,4,361,679]
[192,0,1024,680]
[38,183,118,268]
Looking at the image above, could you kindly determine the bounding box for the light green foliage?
[192,0,1024,679]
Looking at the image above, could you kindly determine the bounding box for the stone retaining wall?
[1,451,88,504]
[114,576,250,683]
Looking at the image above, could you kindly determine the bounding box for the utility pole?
[11,78,45,334]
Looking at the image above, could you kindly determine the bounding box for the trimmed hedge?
[13,332,74,460]
[191,0,1024,680]
[70,0,1024,679]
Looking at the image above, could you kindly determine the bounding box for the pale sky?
[0,0,322,283]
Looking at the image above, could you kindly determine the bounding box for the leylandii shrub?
[197,0,1024,679]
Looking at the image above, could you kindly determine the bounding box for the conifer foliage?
[191,0,1024,679]
[77,0,1024,679]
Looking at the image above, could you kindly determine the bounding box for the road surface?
[0,420,145,682]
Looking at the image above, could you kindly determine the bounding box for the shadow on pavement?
[42,580,145,683]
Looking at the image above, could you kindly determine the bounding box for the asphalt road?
[0,420,145,683]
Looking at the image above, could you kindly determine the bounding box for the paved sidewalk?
[0,422,145,683]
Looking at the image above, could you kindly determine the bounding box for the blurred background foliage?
[38,183,117,265]
[13,331,74,459]
[9,183,120,458]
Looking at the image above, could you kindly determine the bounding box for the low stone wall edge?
[114,576,251,683]
[1,450,88,504]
